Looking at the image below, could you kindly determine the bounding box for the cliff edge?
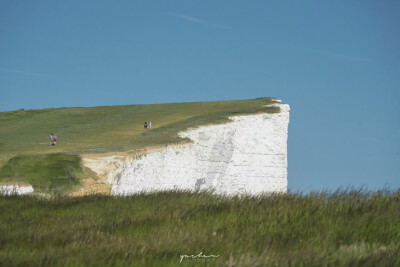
[91,101,290,196]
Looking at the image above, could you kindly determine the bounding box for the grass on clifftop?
[0,98,279,165]
[0,190,399,266]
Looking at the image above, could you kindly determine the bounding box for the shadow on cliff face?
[196,129,235,191]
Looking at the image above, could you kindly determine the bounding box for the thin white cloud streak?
[0,67,50,77]
[322,51,372,62]
[166,13,229,29]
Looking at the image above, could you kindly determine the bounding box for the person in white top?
[149,121,152,130]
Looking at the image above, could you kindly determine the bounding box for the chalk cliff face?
[109,102,290,196]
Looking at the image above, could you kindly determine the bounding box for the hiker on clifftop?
[53,134,57,145]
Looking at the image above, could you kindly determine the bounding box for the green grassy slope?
[0,190,399,266]
[0,154,82,194]
[0,98,279,163]
[0,98,280,193]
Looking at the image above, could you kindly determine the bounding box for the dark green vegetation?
[0,154,82,194]
[0,98,280,192]
[1,190,399,266]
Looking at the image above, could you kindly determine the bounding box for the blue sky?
[1,1,399,191]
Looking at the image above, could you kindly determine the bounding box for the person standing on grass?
[50,134,54,146]
[144,121,148,130]
[53,134,57,145]
[149,121,152,130]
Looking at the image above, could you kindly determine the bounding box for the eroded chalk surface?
[0,184,34,195]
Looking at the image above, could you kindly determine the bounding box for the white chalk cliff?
[88,101,290,196]
[0,184,34,195]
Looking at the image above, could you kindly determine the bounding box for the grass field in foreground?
[1,190,399,266]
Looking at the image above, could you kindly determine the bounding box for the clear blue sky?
[1,1,399,192]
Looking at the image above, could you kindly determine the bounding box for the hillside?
[0,98,281,194]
